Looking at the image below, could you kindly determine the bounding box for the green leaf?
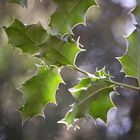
[0,45,42,114]
[89,88,113,121]
[8,0,27,7]
[70,77,91,92]
[65,73,113,124]
[50,0,95,35]
[120,4,140,83]
[70,68,110,93]
[40,35,80,66]
[121,30,140,82]
[5,19,80,66]
[21,65,63,117]
[4,19,47,54]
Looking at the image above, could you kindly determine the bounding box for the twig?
[70,65,140,92]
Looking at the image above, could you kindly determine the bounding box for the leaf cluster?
[0,0,140,140]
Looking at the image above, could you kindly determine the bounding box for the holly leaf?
[89,88,113,121]
[23,84,74,140]
[21,65,63,117]
[50,0,95,35]
[121,30,140,82]
[40,35,80,66]
[121,4,140,82]
[4,19,47,54]
[0,45,42,114]
[70,77,91,92]
[65,71,114,124]
[8,0,27,7]
[69,68,110,93]
[5,19,80,66]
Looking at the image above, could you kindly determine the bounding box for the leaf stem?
[105,80,140,91]
[70,65,89,76]
[70,65,140,92]
[70,65,97,78]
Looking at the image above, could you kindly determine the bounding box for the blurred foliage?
[0,0,140,140]
[72,1,136,76]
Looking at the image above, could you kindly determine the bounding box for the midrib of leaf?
[42,36,77,65]
[53,0,80,31]
[76,86,113,108]
[9,27,38,45]
[9,27,74,65]
[47,42,74,65]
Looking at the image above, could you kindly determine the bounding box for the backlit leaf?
[121,4,140,82]
[5,19,47,54]
[40,35,80,66]
[5,19,80,66]
[50,0,95,34]
[121,30,140,82]
[65,71,114,124]
[21,65,63,117]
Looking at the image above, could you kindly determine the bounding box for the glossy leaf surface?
[21,66,63,117]
[121,3,140,82]
[50,0,95,34]
[65,73,114,124]
[121,30,140,82]
[5,19,80,66]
